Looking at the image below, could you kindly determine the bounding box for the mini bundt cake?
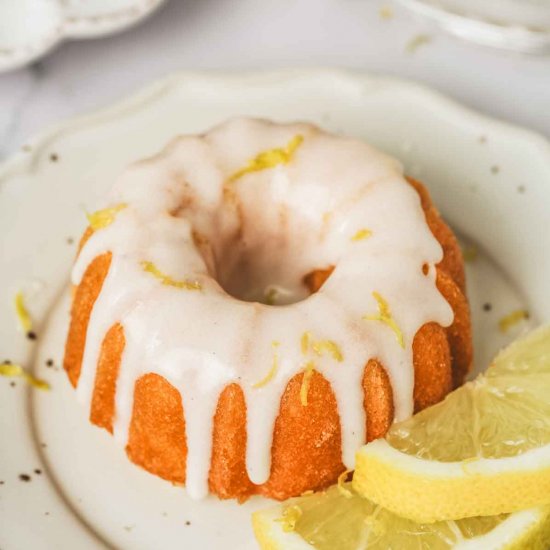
[63,118,472,501]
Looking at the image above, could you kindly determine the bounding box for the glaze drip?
[71,118,453,499]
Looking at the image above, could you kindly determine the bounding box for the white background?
[0,0,549,161]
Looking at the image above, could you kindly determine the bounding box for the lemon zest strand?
[337,470,353,499]
[301,331,311,355]
[264,288,278,305]
[499,310,529,333]
[0,362,50,390]
[252,342,280,389]
[379,6,393,19]
[462,245,478,263]
[363,291,405,348]
[312,339,344,362]
[141,261,201,291]
[86,203,127,230]
[351,228,372,242]
[302,331,343,362]
[406,34,432,54]
[300,361,316,406]
[229,135,303,182]
[14,292,32,333]
[275,505,302,533]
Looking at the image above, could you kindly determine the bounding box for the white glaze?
[71,118,453,499]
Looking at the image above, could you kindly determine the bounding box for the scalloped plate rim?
[2,69,550,176]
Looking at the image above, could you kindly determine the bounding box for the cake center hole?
[199,215,336,306]
[187,181,341,305]
[215,240,334,306]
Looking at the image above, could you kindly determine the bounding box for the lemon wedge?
[252,483,550,550]
[353,325,550,522]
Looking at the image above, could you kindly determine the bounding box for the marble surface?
[0,0,549,161]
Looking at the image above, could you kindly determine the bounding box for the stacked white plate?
[0,0,166,72]
[398,0,550,53]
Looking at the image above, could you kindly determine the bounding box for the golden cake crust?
[63,178,471,501]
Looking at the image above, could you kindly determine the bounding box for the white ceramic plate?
[0,70,549,550]
[0,0,166,73]
[397,0,550,53]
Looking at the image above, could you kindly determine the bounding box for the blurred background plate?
[0,0,167,73]
[397,0,550,53]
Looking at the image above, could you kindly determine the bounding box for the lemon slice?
[252,484,550,550]
[353,325,550,522]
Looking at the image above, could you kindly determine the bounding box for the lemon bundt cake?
[63,118,472,501]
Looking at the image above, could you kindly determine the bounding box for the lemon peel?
[86,203,127,230]
[337,470,353,499]
[0,362,49,390]
[499,309,530,333]
[301,332,311,355]
[275,505,303,533]
[299,332,342,404]
[351,228,372,242]
[301,331,343,362]
[312,340,344,362]
[406,34,432,54]
[141,261,201,291]
[265,288,278,305]
[363,292,405,348]
[229,135,303,182]
[253,342,280,389]
[14,291,32,334]
[300,361,316,406]
[379,6,393,20]
[462,245,478,263]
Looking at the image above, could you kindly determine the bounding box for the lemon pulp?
[253,483,550,550]
[386,325,550,461]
